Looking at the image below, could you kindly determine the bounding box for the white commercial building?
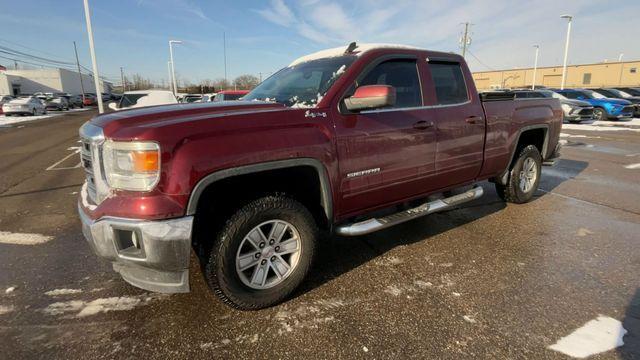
[0,68,112,96]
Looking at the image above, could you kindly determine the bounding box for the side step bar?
[335,186,484,237]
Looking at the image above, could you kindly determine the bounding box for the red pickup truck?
[78,43,561,309]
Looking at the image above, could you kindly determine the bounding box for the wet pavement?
[0,112,639,359]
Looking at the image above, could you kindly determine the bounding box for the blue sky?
[1,0,639,86]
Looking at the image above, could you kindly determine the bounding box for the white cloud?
[254,0,640,72]
[256,0,296,27]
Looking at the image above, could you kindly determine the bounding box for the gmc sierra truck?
[78,43,561,309]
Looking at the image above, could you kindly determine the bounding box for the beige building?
[472,60,640,91]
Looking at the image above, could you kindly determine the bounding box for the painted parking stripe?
[46,146,81,171]
[548,316,627,358]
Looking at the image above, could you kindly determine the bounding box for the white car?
[108,90,177,111]
[2,96,47,116]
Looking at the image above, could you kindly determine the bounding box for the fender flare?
[497,124,549,184]
[185,158,333,222]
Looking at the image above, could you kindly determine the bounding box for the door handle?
[465,116,483,124]
[413,121,434,130]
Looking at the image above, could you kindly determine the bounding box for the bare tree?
[212,78,230,91]
[233,74,259,90]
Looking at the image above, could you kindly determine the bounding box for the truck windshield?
[243,56,356,108]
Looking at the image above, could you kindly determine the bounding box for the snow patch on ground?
[45,289,83,296]
[0,108,90,127]
[0,231,53,245]
[548,316,626,358]
[562,118,640,133]
[0,304,15,315]
[463,315,477,324]
[5,286,16,294]
[43,294,164,318]
[623,163,640,169]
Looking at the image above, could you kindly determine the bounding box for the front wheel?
[204,194,318,310]
[495,145,542,204]
[593,108,606,121]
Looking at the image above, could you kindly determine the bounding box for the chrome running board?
[335,186,484,236]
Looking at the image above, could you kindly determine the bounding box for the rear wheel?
[496,145,542,204]
[204,194,317,310]
[593,108,606,121]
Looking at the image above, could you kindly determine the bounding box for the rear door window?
[429,62,469,105]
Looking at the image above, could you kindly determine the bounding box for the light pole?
[618,53,625,86]
[167,61,173,93]
[169,40,182,95]
[82,0,104,113]
[560,14,572,90]
[532,45,540,90]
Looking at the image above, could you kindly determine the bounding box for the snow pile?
[45,289,83,296]
[0,231,53,245]
[43,294,165,318]
[0,305,14,315]
[289,43,422,66]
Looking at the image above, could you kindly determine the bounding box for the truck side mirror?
[344,85,396,112]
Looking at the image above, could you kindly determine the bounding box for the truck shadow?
[296,182,509,299]
[539,158,589,192]
[619,288,640,359]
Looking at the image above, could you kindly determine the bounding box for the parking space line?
[46,147,81,171]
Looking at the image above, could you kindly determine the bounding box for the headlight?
[561,104,575,114]
[102,140,160,191]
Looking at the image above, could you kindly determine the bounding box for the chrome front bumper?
[78,202,193,293]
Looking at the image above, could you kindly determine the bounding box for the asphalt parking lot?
[0,111,639,359]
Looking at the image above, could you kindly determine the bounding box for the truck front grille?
[80,139,98,202]
[78,122,105,205]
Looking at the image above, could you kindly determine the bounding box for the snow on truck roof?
[288,43,423,67]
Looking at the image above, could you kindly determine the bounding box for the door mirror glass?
[344,85,396,111]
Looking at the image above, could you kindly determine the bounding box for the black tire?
[568,120,582,124]
[495,145,542,204]
[31,108,36,116]
[204,194,317,310]
[593,108,606,121]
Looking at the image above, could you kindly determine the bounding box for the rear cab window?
[428,62,469,105]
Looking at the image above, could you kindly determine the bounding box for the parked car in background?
[199,93,216,102]
[108,90,177,111]
[0,95,15,114]
[2,96,47,116]
[614,87,640,97]
[180,94,203,103]
[592,88,640,117]
[65,94,84,108]
[83,94,97,106]
[519,90,594,123]
[551,88,633,120]
[45,96,70,111]
[212,90,249,102]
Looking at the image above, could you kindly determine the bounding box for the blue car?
[552,88,634,121]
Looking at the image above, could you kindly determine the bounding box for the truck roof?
[288,43,423,67]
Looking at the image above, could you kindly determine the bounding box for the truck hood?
[91,101,287,137]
